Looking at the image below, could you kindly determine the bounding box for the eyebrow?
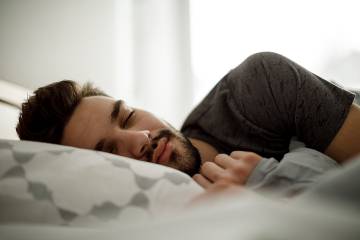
[111,100,123,123]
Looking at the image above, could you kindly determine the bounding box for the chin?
[154,127,201,176]
[169,138,201,176]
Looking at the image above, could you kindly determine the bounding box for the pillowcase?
[0,139,203,227]
[0,102,20,140]
[0,79,30,140]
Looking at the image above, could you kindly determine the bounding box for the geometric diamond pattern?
[0,139,202,226]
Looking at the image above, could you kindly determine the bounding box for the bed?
[1,80,360,240]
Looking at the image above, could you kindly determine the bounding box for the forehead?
[61,96,115,149]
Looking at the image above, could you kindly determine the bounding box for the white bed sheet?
[1,190,359,240]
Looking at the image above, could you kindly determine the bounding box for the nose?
[113,129,151,159]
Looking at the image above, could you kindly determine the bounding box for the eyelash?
[123,110,135,128]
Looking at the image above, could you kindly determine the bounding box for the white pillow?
[0,79,30,140]
[0,102,20,140]
[0,139,203,227]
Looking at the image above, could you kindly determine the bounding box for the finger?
[200,161,225,182]
[230,151,262,163]
[214,154,239,169]
[230,151,252,159]
[228,164,251,184]
[192,173,212,189]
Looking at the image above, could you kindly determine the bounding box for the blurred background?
[1,0,360,132]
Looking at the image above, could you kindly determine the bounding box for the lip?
[152,137,168,163]
[158,141,173,165]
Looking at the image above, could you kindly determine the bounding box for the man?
[16,52,360,193]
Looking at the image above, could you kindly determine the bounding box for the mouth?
[152,137,173,165]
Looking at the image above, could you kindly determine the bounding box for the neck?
[189,138,219,164]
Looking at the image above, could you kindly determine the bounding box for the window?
[190,0,360,103]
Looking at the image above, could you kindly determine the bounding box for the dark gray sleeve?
[246,145,339,197]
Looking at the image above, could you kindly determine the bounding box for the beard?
[143,128,201,176]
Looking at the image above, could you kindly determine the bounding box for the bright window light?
[190,0,360,103]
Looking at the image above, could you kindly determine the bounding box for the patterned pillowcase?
[0,139,203,227]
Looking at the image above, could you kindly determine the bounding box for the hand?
[193,151,262,190]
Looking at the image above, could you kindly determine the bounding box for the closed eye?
[123,110,135,128]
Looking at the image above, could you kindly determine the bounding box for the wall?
[0,0,117,94]
[0,0,193,127]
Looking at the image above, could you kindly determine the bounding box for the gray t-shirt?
[181,52,355,160]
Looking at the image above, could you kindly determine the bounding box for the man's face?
[61,96,201,175]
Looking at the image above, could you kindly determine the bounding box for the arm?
[325,103,360,163]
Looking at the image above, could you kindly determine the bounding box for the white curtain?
[131,0,193,128]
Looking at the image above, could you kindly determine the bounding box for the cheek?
[136,114,168,130]
[146,118,167,130]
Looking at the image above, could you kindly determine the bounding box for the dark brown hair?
[16,80,108,144]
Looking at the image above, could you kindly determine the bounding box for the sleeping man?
[16,52,360,197]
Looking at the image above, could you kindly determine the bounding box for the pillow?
[0,102,20,140]
[0,79,30,140]
[0,139,203,227]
